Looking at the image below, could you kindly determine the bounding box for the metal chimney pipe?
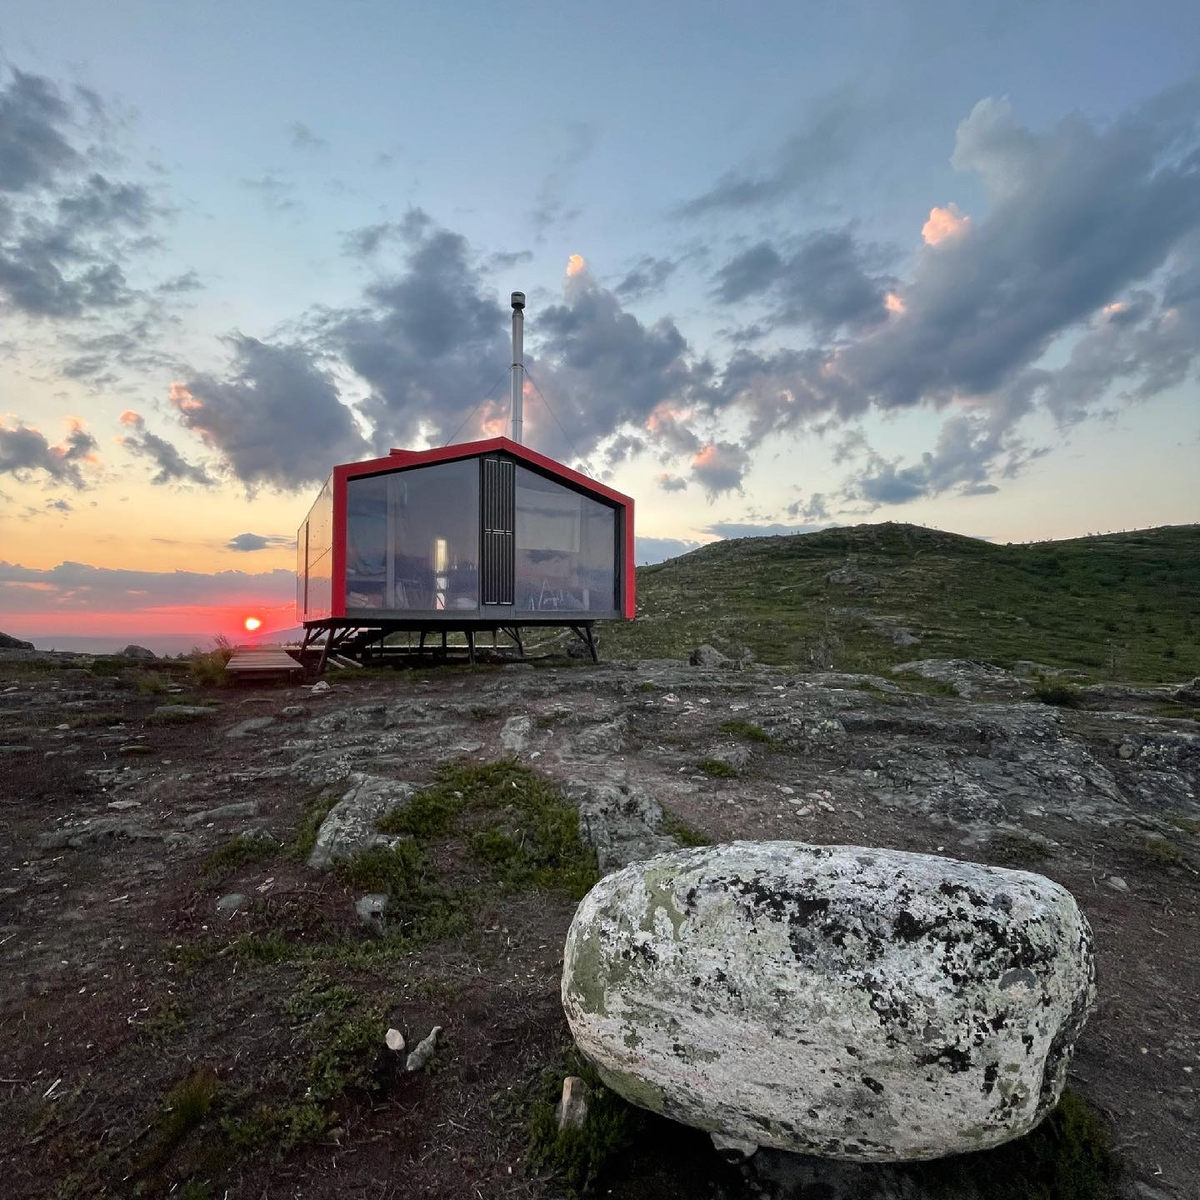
[510,291,525,443]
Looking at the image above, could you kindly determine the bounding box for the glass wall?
[514,466,617,613]
[297,475,333,620]
[346,459,480,612]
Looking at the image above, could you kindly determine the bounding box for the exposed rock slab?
[574,780,678,873]
[892,659,1023,698]
[562,841,1095,1162]
[306,773,414,870]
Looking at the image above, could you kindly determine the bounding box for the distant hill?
[606,522,1200,683]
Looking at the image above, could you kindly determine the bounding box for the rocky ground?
[0,649,1196,1198]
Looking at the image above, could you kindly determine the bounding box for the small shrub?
[1033,682,1083,708]
[189,635,235,687]
[1136,835,1183,867]
[697,758,739,778]
[985,831,1053,867]
[137,1069,220,1174]
[135,670,170,696]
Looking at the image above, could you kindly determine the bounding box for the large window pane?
[515,466,616,612]
[346,474,389,609]
[392,459,479,611]
[347,461,480,612]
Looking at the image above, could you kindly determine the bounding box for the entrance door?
[481,457,515,605]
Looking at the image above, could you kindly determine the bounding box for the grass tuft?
[527,1052,645,1195]
[697,758,739,778]
[201,832,276,880]
[718,718,773,743]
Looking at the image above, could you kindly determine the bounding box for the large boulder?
[562,841,1095,1163]
[120,644,156,659]
[688,644,729,668]
[0,632,35,650]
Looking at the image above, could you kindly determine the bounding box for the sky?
[1,1,1198,652]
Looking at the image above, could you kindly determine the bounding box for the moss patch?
[717,718,773,743]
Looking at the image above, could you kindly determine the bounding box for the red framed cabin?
[296,436,635,664]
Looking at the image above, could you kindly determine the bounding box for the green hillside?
[607,522,1200,683]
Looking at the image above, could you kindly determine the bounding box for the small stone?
[1117,743,1135,760]
[119,744,154,756]
[107,800,141,811]
[310,680,331,694]
[356,892,389,929]
[151,705,216,723]
[710,1132,758,1160]
[216,893,247,913]
[688,644,728,668]
[182,800,258,829]
[405,1025,443,1072]
[1105,875,1130,893]
[281,705,305,717]
[226,716,276,739]
[385,1028,406,1053]
[555,1075,588,1131]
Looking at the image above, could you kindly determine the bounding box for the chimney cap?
[510,291,526,310]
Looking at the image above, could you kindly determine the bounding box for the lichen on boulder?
[561,841,1095,1163]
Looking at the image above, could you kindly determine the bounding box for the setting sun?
[243,616,262,632]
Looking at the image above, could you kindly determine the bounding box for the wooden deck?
[225,646,304,677]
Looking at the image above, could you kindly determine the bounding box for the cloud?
[0,559,295,613]
[531,259,700,461]
[614,256,677,302]
[0,416,98,488]
[529,123,594,233]
[117,410,213,487]
[323,212,515,451]
[487,248,534,271]
[0,65,166,326]
[712,228,893,334]
[290,121,328,152]
[678,88,879,216]
[635,536,700,564]
[690,440,751,499]
[701,83,1200,495]
[844,412,1046,507]
[172,335,368,490]
[921,203,971,246]
[0,68,81,193]
[241,173,299,212]
[786,492,831,522]
[225,532,293,552]
[158,270,202,293]
[656,472,688,492]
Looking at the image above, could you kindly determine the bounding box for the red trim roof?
[337,436,633,508]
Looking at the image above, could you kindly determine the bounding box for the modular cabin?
[296,436,635,663]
